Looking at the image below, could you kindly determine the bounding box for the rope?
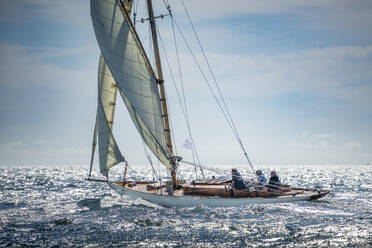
[161,0,171,13]
[133,0,138,26]
[191,149,198,180]
[156,18,205,179]
[134,0,140,22]
[162,0,196,179]
[180,160,228,178]
[157,158,162,187]
[178,0,256,175]
[142,140,159,182]
[169,13,205,179]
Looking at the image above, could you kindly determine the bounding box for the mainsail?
[90,0,171,170]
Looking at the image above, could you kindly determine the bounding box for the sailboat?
[87,0,329,208]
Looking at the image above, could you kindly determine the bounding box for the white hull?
[108,182,316,208]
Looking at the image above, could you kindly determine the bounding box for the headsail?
[90,0,171,169]
[96,54,123,176]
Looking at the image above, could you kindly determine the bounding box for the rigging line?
[163,72,179,162]
[178,0,237,135]
[160,0,188,123]
[157,157,162,186]
[148,23,153,70]
[179,0,252,152]
[156,31,179,158]
[134,0,140,19]
[178,0,255,174]
[166,89,179,161]
[162,0,197,172]
[173,25,242,162]
[150,24,174,155]
[169,15,203,178]
[166,7,193,157]
[156,21,205,179]
[152,29,176,162]
[173,20,236,139]
[89,119,98,178]
[174,19,254,174]
[161,0,170,10]
[170,14,189,132]
[121,162,137,174]
[133,0,138,25]
[177,0,239,138]
[180,160,228,177]
[141,140,159,182]
[191,149,198,180]
[153,1,194,180]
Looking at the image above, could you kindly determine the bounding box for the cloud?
[223,46,372,102]
[0,43,97,95]
[164,44,372,108]
[0,140,25,153]
[173,0,372,33]
[301,131,335,140]
[341,142,362,151]
[2,0,371,37]
[287,131,362,153]
[288,131,333,151]
[0,0,89,26]
[174,0,337,17]
[0,43,99,165]
[0,140,90,165]
[33,140,48,145]
[0,1,370,166]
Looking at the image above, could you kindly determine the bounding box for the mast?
[146,0,177,187]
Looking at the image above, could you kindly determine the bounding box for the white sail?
[90,0,171,168]
[96,54,123,176]
[91,0,134,177]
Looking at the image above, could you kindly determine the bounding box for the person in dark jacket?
[231,168,247,189]
[267,171,280,189]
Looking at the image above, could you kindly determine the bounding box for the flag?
[182,136,193,150]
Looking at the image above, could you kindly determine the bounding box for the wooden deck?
[110,181,328,200]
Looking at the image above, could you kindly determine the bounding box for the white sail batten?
[90,0,171,169]
[97,55,123,176]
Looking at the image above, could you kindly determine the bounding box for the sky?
[0,0,371,167]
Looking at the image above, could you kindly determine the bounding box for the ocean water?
[0,164,371,247]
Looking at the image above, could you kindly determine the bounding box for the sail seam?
[99,65,153,86]
[120,92,171,168]
[91,19,150,67]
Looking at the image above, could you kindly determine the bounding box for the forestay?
[90,0,171,169]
